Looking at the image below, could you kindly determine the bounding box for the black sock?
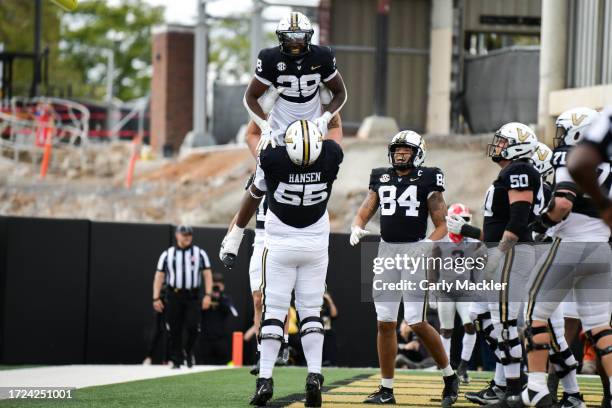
[506,378,522,395]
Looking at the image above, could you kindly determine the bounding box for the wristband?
[460,223,481,240]
[153,298,160,301]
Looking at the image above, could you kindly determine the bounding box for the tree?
[60,0,164,101]
[0,0,62,96]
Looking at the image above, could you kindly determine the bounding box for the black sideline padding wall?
[0,216,379,367]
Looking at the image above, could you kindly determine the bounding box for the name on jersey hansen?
[289,172,322,183]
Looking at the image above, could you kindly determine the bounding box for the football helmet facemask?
[554,107,600,148]
[388,130,426,170]
[284,119,323,167]
[276,12,314,58]
[487,122,538,163]
[531,142,553,178]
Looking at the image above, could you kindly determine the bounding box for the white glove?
[350,225,370,246]
[314,111,333,136]
[446,214,466,235]
[482,247,504,281]
[219,225,245,261]
[256,122,276,153]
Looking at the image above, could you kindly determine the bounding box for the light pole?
[192,0,214,146]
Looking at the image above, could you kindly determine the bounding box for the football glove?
[219,225,245,269]
[256,122,276,153]
[446,214,466,235]
[349,225,370,246]
[313,111,333,136]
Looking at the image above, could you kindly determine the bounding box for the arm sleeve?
[321,47,338,83]
[254,49,275,86]
[200,249,211,269]
[156,251,168,272]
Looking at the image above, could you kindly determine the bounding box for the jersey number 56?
[274,182,328,206]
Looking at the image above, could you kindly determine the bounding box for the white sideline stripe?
[0,365,234,397]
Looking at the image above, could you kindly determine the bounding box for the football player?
[243,11,347,152]
[350,131,460,406]
[523,107,611,408]
[447,122,540,408]
[219,120,343,407]
[435,203,482,385]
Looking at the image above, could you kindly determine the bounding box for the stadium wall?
[0,216,379,367]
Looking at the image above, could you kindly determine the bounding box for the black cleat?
[457,360,470,384]
[363,386,396,404]
[250,377,273,406]
[485,393,527,408]
[441,374,459,407]
[305,372,324,407]
[465,380,505,405]
[558,392,586,408]
[519,387,555,408]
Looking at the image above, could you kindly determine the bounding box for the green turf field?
[0,367,605,407]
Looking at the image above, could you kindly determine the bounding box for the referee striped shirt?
[157,245,211,290]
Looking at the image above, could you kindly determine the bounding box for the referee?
[153,225,213,368]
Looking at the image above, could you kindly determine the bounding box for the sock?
[441,364,454,377]
[560,371,580,395]
[300,321,324,374]
[461,332,476,361]
[507,377,522,396]
[502,327,522,380]
[284,334,289,343]
[440,335,451,359]
[527,372,548,393]
[381,377,394,389]
[259,324,283,378]
[257,342,261,352]
[495,362,507,387]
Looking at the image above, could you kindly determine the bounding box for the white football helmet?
[284,120,323,166]
[554,107,600,148]
[276,12,314,58]
[388,130,426,169]
[531,142,553,178]
[487,122,538,162]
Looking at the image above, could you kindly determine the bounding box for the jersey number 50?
[274,182,328,206]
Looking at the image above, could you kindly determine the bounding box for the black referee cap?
[176,224,193,234]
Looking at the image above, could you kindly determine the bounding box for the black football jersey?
[254,45,338,104]
[483,160,541,242]
[369,166,446,243]
[551,145,611,218]
[259,140,343,228]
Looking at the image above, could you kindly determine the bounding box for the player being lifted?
[243,11,347,151]
[219,120,343,407]
[523,107,611,408]
[447,123,540,408]
[350,131,460,407]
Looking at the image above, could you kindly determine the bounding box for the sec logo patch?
[379,174,390,183]
[277,62,286,71]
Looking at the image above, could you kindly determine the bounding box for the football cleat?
[441,373,459,407]
[305,372,324,407]
[487,393,527,408]
[521,387,554,407]
[456,359,470,384]
[465,380,505,405]
[558,392,586,408]
[363,386,396,404]
[250,377,274,406]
